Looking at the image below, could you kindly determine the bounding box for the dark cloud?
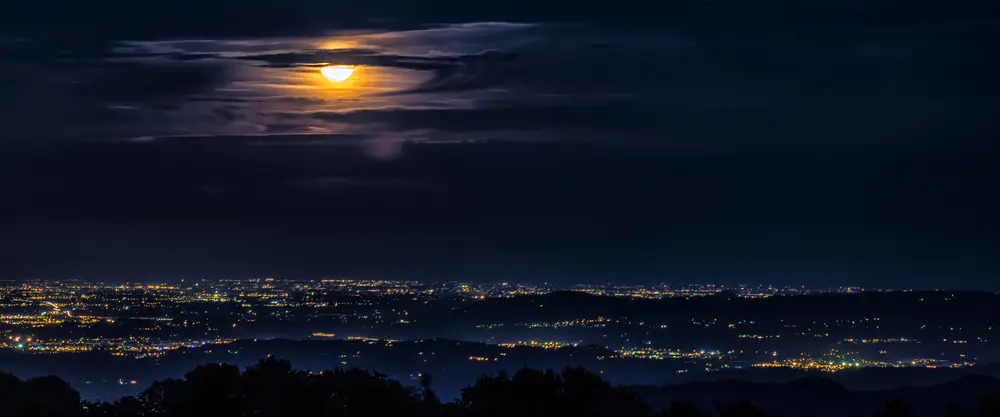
[274,105,636,132]
[78,62,226,103]
[286,176,447,193]
[212,107,240,121]
[237,49,387,67]
[0,38,229,140]
[391,50,516,94]
[264,123,312,133]
[186,97,330,105]
[271,98,996,151]
[127,133,370,147]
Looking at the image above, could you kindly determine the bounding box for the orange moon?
[320,65,355,82]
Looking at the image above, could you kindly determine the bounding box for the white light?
[321,65,355,82]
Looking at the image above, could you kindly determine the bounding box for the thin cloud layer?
[0,16,1000,148]
[2,18,997,146]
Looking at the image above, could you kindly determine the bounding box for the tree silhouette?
[943,401,967,417]
[319,367,427,417]
[0,372,83,417]
[979,392,1000,417]
[458,366,648,417]
[24,375,83,417]
[0,372,26,415]
[717,400,770,417]
[0,360,994,417]
[240,356,300,417]
[132,357,429,417]
[419,373,442,416]
[137,362,243,417]
[652,401,711,417]
[878,398,915,417]
[84,396,142,417]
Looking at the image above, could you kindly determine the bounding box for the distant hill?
[447,290,1000,325]
[632,374,1000,417]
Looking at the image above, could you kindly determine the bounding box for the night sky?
[1,0,997,288]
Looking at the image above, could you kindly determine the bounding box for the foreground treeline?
[2,357,999,417]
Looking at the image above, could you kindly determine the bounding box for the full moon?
[320,65,355,82]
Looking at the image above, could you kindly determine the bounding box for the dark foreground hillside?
[2,357,998,417]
